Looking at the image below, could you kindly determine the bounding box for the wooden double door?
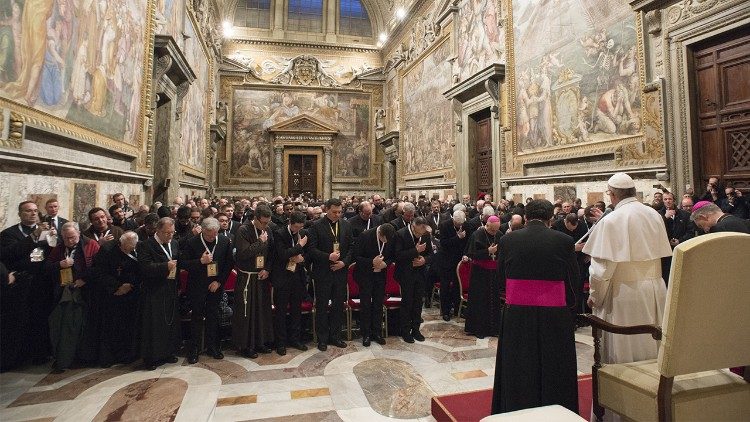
[693,26,750,193]
[288,154,317,198]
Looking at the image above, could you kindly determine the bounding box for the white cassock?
[583,197,672,364]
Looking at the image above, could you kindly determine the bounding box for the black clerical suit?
[348,214,383,238]
[181,233,233,355]
[389,217,409,231]
[0,223,53,367]
[94,240,140,365]
[353,227,395,338]
[658,207,693,285]
[492,221,579,414]
[271,226,307,347]
[436,219,468,317]
[393,225,433,337]
[464,215,484,237]
[711,214,750,233]
[307,217,353,344]
[426,212,448,239]
[137,236,181,367]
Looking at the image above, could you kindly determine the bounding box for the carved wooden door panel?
[475,118,493,193]
[694,28,750,193]
[289,155,317,197]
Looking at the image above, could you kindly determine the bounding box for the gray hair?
[453,203,466,213]
[403,202,416,214]
[61,221,80,232]
[201,217,220,231]
[156,217,175,229]
[690,203,721,222]
[452,210,466,224]
[120,231,138,247]
[482,205,495,217]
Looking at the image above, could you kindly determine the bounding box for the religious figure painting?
[457,0,503,80]
[512,0,641,153]
[230,88,371,179]
[401,39,453,176]
[179,16,208,172]
[155,0,183,48]
[385,76,399,132]
[0,0,148,146]
[71,181,96,228]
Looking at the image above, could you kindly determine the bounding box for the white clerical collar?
[614,197,639,210]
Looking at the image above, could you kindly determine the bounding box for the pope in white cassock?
[583,172,672,364]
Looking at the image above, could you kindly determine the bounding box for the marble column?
[323,146,332,199]
[325,0,336,42]
[272,0,285,38]
[389,161,397,199]
[274,146,283,196]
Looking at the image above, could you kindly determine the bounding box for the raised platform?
[431,374,592,422]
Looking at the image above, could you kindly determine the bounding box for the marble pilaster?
[274,146,283,195]
[323,146,332,199]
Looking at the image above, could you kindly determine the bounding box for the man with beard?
[83,207,124,246]
[46,222,100,372]
[353,223,396,346]
[492,200,579,415]
[109,204,138,231]
[393,216,433,343]
[94,231,140,367]
[233,205,275,358]
[348,201,382,238]
[181,218,233,364]
[138,217,181,370]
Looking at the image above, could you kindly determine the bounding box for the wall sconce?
[456,121,462,132]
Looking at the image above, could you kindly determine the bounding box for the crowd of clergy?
[1,176,747,416]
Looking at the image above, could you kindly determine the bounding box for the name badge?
[60,267,73,286]
[286,259,297,272]
[207,262,217,277]
[256,255,265,269]
[333,242,340,253]
[167,266,177,280]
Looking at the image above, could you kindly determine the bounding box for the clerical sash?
[505,279,566,307]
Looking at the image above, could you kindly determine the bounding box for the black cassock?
[94,240,140,365]
[492,220,579,414]
[464,227,502,338]
[137,237,180,365]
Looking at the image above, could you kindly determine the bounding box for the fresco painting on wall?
[0,0,148,145]
[385,76,399,131]
[231,88,371,179]
[512,0,641,153]
[155,0,183,47]
[27,194,57,212]
[72,182,96,228]
[401,39,453,176]
[179,16,208,172]
[457,0,503,80]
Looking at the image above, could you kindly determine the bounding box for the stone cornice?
[225,38,380,54]
[630,0,675,13]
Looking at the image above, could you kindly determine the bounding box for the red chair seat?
[384,297,402,308]
[224,269,237,292]
[179,269,188,294]
[301,300,313,313]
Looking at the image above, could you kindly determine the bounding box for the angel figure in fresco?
[263,92,300,129]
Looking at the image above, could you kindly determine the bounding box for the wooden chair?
[456,260,472,322]
[585,232,750,422]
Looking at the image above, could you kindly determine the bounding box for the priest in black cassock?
[436,209,468,321]
[348,201,382,238]
[353,223,396,346]
[492,200,579,414]
[393,216,433,343]
[94,231,140,367]
[232,204,275,358]
[464,215,502,338]
[137,217,181,370]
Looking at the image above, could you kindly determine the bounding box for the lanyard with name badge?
[330,220,339,253]
[155,235,176,279]
[254,225,265,269]
[93,229,110,241]
[200,234,218,277]
[286,225,299,272]
[374,227,385,273]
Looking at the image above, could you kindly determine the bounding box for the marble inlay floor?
[0,307,594,421]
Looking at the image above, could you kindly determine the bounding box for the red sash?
[505,279,566,307]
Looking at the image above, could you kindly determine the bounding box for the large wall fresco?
[457,0,503,80]
[155,0,184,49]
[0,0,148,146]
[230,88,372,179]
[512,0,641,153]
[179,16,209,172]
[401,38,453,176]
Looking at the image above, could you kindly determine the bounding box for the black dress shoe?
[317,342,328,352]
[413,332,425,342]
[276,346,287,356]
[208,350,224,360]
[362,336,371,347]
[242,348,259,359]
[442,314,451,322]
[372,336,386,345]
[330,339,347,348]
[187,353,198,364]
[256,345,272,354]
[145,362,159,371]
[291,342,308,351]
[402,335,415,343]
[166,355,179,364]
[51,367,65,374]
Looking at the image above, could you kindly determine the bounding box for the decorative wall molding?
[270,56,341,87]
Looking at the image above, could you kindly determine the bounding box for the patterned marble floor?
[0,308,594,422]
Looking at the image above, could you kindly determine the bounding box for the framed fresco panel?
[155,0,184,49]
[0,0,153,156]
[457,0,503,80]
[179,13,210,175]
[400,36,454,178]
[71,182,97,228]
